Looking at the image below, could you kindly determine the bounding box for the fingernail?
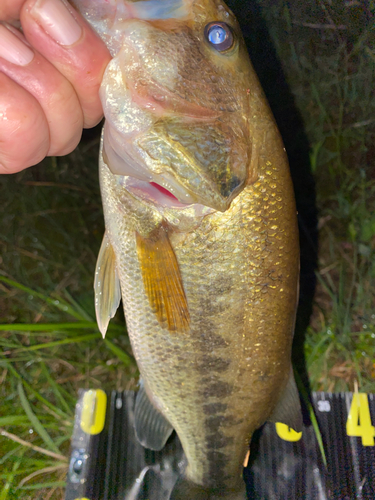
[32,0,82,46]
[0,24,34,66]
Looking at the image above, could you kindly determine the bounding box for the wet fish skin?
[71,0,301,497]
[98,121,299,497]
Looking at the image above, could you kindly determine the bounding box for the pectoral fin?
[94,232,121,338]
[268,368,302,432]
[134,380,174,451]
[136,227,190,333]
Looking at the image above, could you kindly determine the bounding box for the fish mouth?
[103,122,230,211]
[121,177,197,209]
[104,127,200,209]
[119,177,216,220]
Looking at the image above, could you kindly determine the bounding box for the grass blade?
[63,289,94,322]
[0,417,29,427]
[0,429,66,462]
[17,382,61,454]
[14,333,100,352]
[17,464,67,489]
[0,322,97,332]
[104,339,134,367]
[0,276,83,320]
[18,481,66,490]
[40,363,73,417]
[294,369,327,467]
[1,361,70,421]
[0,450,24,500]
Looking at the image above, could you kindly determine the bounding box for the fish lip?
[118,175,217,219]
[121,176,231,213]
[120,177,195,209]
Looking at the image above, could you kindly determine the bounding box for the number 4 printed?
[346,393,375,446]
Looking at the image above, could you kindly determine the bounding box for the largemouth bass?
[71,0,302,497]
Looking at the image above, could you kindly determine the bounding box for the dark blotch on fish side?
[205,414,244,436]
[205,449,231,485]
[205,415,225,428]
[205,431,234,450]
[202,380,232,398]
[197,296,227,316]
[198,355,231,373]
[198,330,228,348]
[203,402,228,415]
[207,414,244,427]
[211,275,234,295]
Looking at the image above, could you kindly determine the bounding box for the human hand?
[0,0,111,174]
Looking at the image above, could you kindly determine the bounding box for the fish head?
[99,0,256,213]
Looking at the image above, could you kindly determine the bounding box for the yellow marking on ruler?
[80,390,107,435]
[346,393,375,447]
[275,423,302,442]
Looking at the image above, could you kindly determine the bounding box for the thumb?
[21,0,111,128]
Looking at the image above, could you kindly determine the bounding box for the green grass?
[1,0,375,496]
[0,275,137,499]
[0,136,137,498]
[261,0,375,393]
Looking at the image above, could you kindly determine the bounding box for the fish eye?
[204,22,234,52]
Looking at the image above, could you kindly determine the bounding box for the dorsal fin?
[136,226,190,333]
[94,232,121,338]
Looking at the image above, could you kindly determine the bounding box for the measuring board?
[65,391,375,499]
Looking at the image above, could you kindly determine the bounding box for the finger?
[0,72,49,174]
[0,23,83,157]
[21,0,111,128]
[0,0,25,22]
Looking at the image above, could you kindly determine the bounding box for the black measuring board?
[65,391,375,500]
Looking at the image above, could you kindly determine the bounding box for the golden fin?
[94,232,121,338]
[136,227,190,333]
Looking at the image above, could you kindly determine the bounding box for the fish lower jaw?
[123,176,231,213]
[121,176,197,209]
